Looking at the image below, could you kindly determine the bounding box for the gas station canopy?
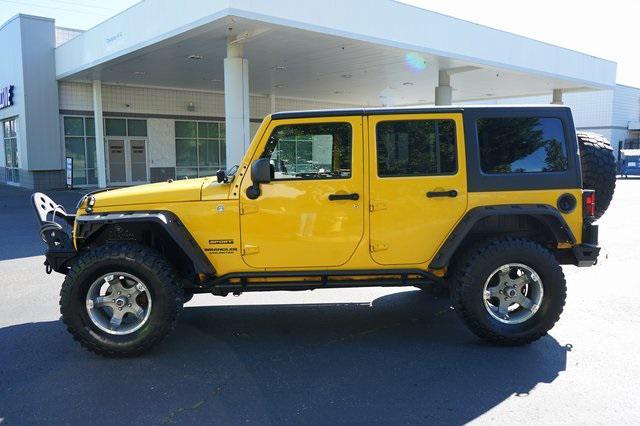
[55,0,616,106]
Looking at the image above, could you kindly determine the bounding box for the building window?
[63,116,97,185]
[478,117,568,174]
[3,118,19,183]
[376,120,457,177]
[175,121,225,179]
[105,118,148,137]
[624,139,640,149]
[261,123,352,180]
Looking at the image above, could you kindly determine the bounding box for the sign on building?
[65,157,73,188]
[0,85,14,110]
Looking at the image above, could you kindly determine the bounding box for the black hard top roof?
[271,104,570,120]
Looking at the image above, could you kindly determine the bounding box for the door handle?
[427,190,458,198]
[328,193,360,201]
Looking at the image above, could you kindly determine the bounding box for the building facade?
[55,81,357,187]
[0,1,619,190]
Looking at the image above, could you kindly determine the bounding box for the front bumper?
[32,193,77,274]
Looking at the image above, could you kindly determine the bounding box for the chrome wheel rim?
[85,272,152,335]
[483,263,544,325]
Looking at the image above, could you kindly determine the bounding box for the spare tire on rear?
[577,132,616,221]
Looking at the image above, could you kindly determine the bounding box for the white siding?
[463,90,615,129]
[610,129,629,150]
[54,27,82,47]
[612,85,640,128]
[58,82,357,119]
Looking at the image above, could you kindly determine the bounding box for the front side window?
[376,119,457,177]
[175,121,226,179]
[478,117,568,174]
[261,123,352,180]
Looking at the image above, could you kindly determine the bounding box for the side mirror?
[246,158,272,200]
[251,158,272,184]
[216,169,227,183]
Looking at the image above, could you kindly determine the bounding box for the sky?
[0,0,638,87]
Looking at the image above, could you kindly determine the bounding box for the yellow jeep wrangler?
[33,106,615,357]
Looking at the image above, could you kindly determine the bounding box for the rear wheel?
[450,238,566,345]
[60,243,184,357]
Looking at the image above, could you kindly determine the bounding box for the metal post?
[618,141,623,162]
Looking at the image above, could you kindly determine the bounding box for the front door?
[107,139,127,184]
[239,116,364,269]
[106,138,148,185]
[368,113,468,265]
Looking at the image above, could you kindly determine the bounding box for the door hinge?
[369,200,387,212]
[240,204,259,215]
[242,244,260,255]
[369,240,389,252]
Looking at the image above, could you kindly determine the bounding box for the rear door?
[368,113,467,265]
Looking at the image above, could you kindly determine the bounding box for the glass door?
[106,138,148,185]
[130,139,148,183]
[107,139,127,184]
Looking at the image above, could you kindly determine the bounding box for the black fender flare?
[429,204,576,270]
[75,211,216,276]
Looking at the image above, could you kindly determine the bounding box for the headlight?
[76,196,87,211]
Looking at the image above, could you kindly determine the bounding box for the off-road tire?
[450,238,566,345]
[577,132,616,221]
[60,243,184,357]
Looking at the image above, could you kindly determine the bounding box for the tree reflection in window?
[261,123,352,180]
[376,119,457,177]
[478,117,568,174]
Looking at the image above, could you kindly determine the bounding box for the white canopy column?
[552,89,564,105]
[435,70,453,106]
[224,39,251,168]
[92,80,107,188]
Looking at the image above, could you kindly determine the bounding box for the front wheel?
[450,238,566,345]
[60,243,184,357]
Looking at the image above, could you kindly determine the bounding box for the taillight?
[583,191,596,218]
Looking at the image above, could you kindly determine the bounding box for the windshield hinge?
[369,240,389,252]
[369,200,387,212]
[242,244,259,255]
[240,204,259,215]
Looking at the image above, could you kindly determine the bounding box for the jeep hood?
[88,178,212,208]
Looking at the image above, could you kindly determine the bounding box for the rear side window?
[376,119,457,177]
[477,117,568,174]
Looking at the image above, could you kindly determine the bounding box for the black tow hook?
[44,261,52,275]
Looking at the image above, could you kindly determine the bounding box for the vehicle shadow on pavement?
[0,290,570,424]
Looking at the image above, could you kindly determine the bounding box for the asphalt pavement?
[0,181,639,425]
